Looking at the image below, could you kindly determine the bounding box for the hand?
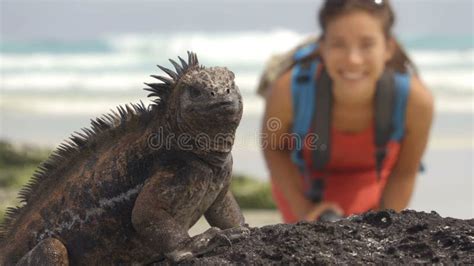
[303,202,344,222]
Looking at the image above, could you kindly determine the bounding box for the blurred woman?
[261,0,433,223]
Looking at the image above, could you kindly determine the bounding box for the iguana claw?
[165,227,232,262]
[166,250,193,263]
[221,225,251,241]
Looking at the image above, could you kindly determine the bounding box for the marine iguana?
[0,52,248,265]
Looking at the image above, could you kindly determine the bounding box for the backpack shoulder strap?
[391,72,425,172]
[390,72,411,141]
[374,70,412,178]
[304,68,332,203]
[311,69,332,171]
[374,70,397,178]
[293,42,318,61]
[290,43,320,170]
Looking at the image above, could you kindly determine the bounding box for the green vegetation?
[0,141,50,222]
[0,141,48,188]
[0,140,275,223]
[231,175,276,209]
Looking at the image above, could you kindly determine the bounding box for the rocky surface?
[179,210,473,264]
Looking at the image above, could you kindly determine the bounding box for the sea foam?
[1,30,472,114]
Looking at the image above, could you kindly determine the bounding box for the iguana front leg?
[131,206,189,256]
[132,206,228,263]
[205,190,250,241]
[131,173,232,263]
[164,190,250,262]
[164,226,231,262]
[16,238,69,266]
[165,190,250,262]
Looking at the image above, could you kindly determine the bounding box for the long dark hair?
[318,0,416,74]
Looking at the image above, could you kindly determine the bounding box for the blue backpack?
[289,43,413,203]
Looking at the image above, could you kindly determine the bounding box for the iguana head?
[145,52,243,153]
[177,65,242,128]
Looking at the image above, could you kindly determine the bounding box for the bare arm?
[262,70,315,219]
[380,76,434,211]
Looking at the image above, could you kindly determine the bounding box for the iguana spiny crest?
[0,51,247,265]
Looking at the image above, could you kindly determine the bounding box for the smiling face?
[320,10,394,103]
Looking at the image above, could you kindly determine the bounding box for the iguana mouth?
[208,101,236,110]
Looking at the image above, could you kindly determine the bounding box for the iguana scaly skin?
[0,52,248,265]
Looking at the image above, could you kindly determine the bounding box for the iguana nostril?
[210,92,216,97]
[226,89,230,94]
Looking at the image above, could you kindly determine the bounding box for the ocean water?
[1,30,472,134]
[1,31,473,114]
[1,30,473,218]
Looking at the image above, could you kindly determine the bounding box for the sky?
[1,0,473,41]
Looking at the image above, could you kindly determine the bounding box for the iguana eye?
[189,87,201,98]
